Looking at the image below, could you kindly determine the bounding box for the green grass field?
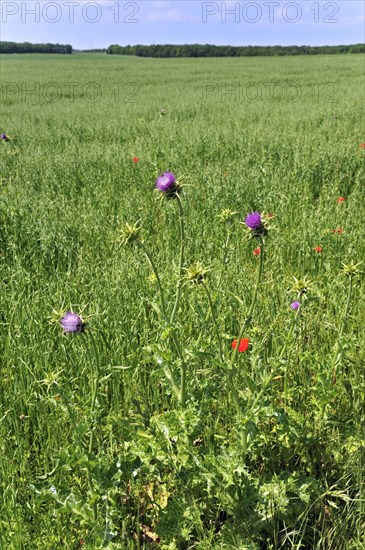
[1,53,364,549]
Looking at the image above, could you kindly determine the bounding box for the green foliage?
[106,43,365,58]
[0,53,364,548]
[0,41,72,54]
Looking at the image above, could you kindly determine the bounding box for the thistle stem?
[170,194,185,326]
[137,239,187,406]
[331,274,354,377]
[340,275,353,337]
[137,241,169,323]
[226,238,264,455]
[203,281,224,362]
[280,302,301,404]
[202,223,232,327]
[230,238,264,367]
[279,304,301,361]
[84,331,101,522]
[216,224,233,292]
[180,362,187,408]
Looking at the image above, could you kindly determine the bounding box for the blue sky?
[1,1,364,50]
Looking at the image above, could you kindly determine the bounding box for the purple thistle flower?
[1,133,9,141]
[156,171,177,193]
[244,211,268,238]
[245,212,262,230]
[60,311,85,333]
[290,301,300,311]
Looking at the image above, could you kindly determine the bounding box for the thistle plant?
[155,173,185,326]
[278,300,303,404]
[218,208,238,274]
[223,212,270,454]
[155,171,178,196]
[196,209,238,339]
[58,310,103,522]
[231,211,269,367]
[118,172,188,406]
[60,311,85,333]
[184,262,224,362]
[184,261,209,286]
[331,262,362,378]
[117,220,141,246]
[280,299,302,359]
[278,276,314,396]
[341,262,362,328]
[291,274,313,300]
[1,132,16,151]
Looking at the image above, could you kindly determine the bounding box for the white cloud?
[144,8,198,23]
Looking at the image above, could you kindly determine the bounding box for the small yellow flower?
[147,273,157,284]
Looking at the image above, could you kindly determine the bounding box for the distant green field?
[1,53,364,549]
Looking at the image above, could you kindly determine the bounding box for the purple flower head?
[60,311,85,333]
[290,301,300,311]
[244,211,268,238]
[245,212,262,230]
[1,133,9,141]
[156,171,177,194]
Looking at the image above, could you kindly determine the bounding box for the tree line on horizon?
[1,42,363,57]
[107,43,364,57]
[0,42,72,54]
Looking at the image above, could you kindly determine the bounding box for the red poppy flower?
[359,143,365,149]
[231,338,249,352]
[337,197,345,202]
[132,157,139,163]
[331,227,343,234]
[253,247,261,256]
[313,246,323,253]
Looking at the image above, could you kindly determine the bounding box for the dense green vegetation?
[0,41,72,54]
[0,53,364,549]
[2,41,363,57]
[106,43,364,57]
